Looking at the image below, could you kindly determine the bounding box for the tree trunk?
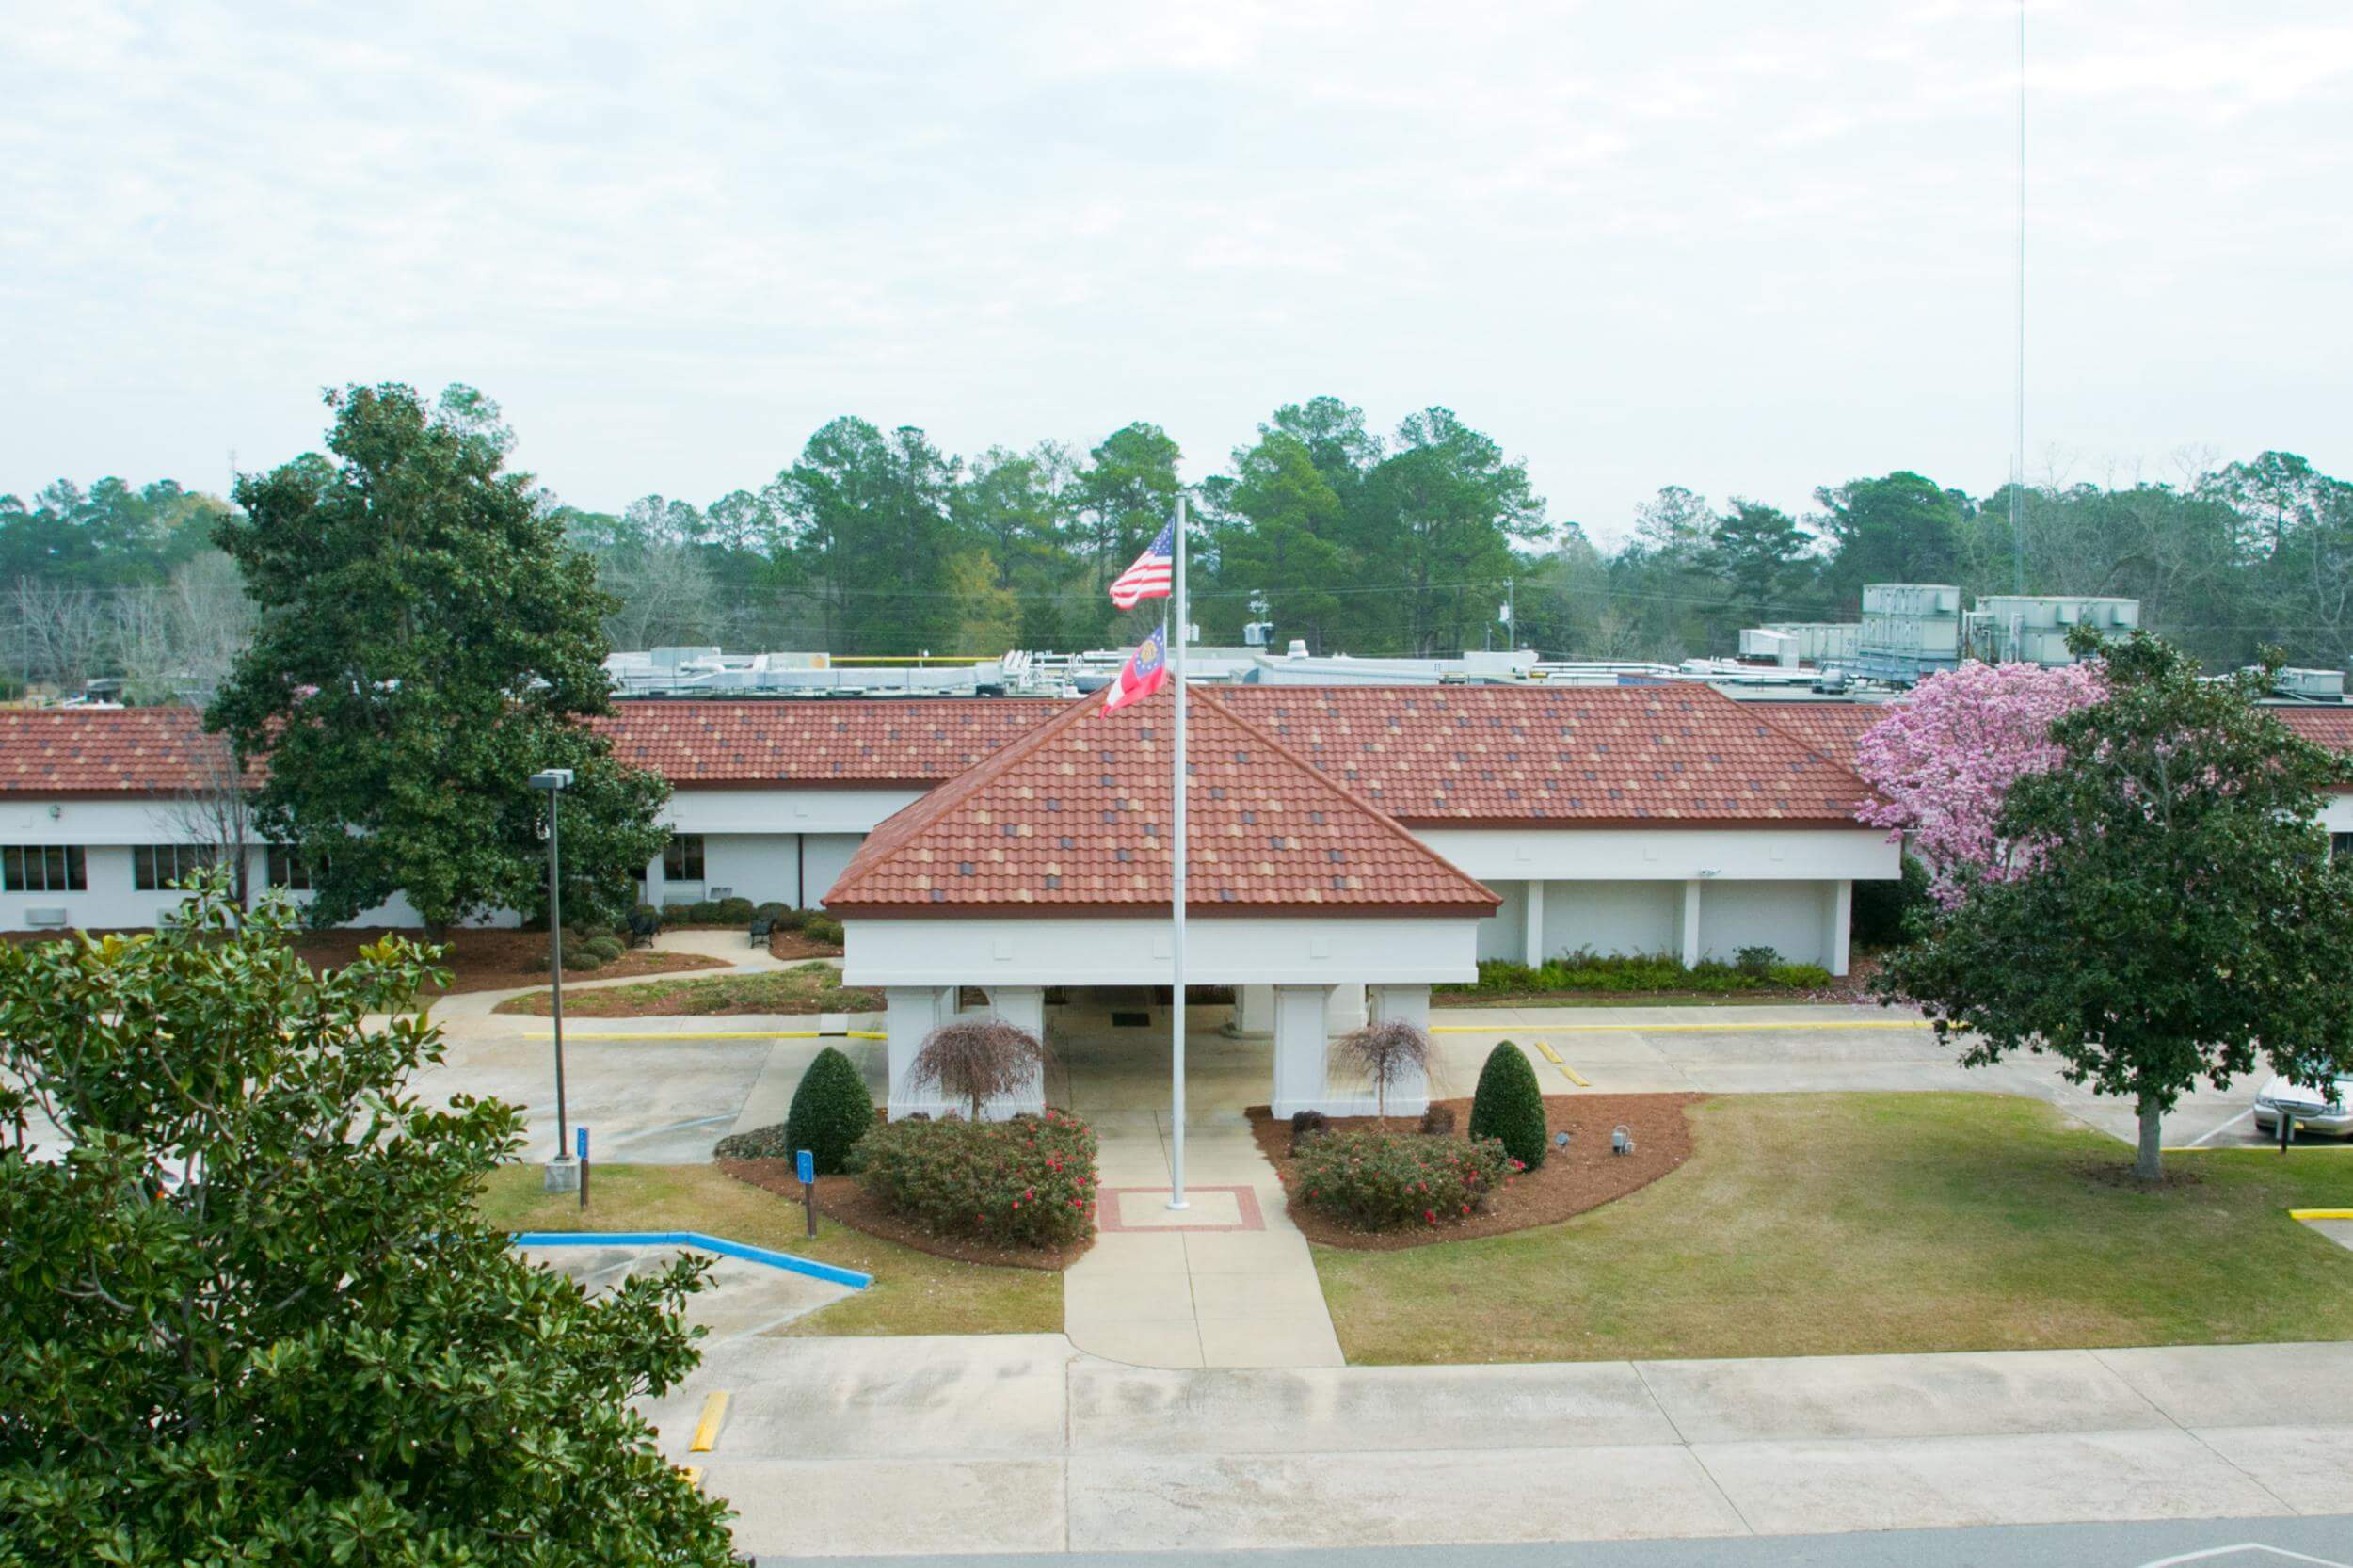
[2134,1095,2165,1182]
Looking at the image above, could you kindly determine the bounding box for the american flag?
[1101,622,1169,714]
[1107,521,1175,609]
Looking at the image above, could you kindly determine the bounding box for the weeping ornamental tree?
[1877,631,2353,1181]
[909,1017,1047,1120]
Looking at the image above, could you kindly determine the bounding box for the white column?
[1523,878,1546,967]
[1824,880,1853,977]
[1362,983,1433,1116]
[1680,878,1704,968]
[883,984,963,1118]
[984,985,1048,1117]
[1327,982,1368,1033]
[1270,984,1335,1119]
[1225,984,1275,1037]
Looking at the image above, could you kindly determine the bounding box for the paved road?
[647,1336,2353,1559]
[776,1514,2353,1566]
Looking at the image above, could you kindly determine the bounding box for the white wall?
[844,914,1481,988]
[666,786,924,837]
[1696,880,1833,968]
[1538,879,1681,958]
[1476,876,1529,961]
[1412,825,1897,883]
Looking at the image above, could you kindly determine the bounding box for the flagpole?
[1167,494,1189,1210]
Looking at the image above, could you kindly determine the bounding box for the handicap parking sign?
[796,1149,815,1186]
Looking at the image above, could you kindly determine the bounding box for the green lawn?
[477,1163,1061,1336]
[1315,1092,2353,1364]
[491,963,881,1018]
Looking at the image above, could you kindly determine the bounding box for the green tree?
[1216,432,1349,651]
[208,383,669,933]
[1876,631,2353,1181]
[1353,408,1548,655]
[1709,498,1819,626]
[1467,1041,1549,1169]
[0,880,734,1565]
[784,1044,879,1175]
[1813,471,1970,606]
[776,417,966,654]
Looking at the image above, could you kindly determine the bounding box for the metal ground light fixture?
[532,767,579,1194]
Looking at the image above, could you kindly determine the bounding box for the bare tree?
[1333,1018,1434,1125]
[909,1018,1046,1121]
[6,577,114,694]
[597,542,727,649]
[149,728,256,911]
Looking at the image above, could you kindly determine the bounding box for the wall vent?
[24,906,69,928]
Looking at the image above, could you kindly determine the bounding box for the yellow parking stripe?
[1432,1019,1931,1035]
[526,1029,888,1041]
[1557,1064,1591,1087]
[2290,1208,2353,1221]
[690,1391,730,1453]
[1529,1040,1564,1063]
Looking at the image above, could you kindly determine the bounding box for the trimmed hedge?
[581,935,626,963]
[800,914,844,948]
[1468,1041,1549,1169]
[1294,1129,1515,1231]
[1437,950,1833,997]
[851,1110,1098,1249]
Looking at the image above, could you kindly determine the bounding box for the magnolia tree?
[1853,660,2105,905]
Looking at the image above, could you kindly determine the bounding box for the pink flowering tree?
[1853,661,2105,905]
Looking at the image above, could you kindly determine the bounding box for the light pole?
[531,767,579,1193]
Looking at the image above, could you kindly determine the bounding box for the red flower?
[1422,1208,1436,1224]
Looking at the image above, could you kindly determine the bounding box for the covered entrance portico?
[848,914,1481,1121]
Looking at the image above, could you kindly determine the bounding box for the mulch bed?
[719,1159,1093,1271]
[1246,1093,1702,1251]
[768,929,845,961]
[284,929,728,995]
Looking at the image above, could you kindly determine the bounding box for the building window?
[664,833,706,882]
[2,845,86,893]
[2334,832,2353,862]
[134,843,219,890]
[267,846,314,891]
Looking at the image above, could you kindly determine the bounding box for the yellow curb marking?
[690,1391,730,1453]
[1557,1064,1591,1087]
[524,1029,884,1042]
[2290,1208,2353,1221]
[1529,1040,1564,1063]
[1432,1019,1929,1035]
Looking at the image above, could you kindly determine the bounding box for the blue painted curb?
[512,1230,872,1289]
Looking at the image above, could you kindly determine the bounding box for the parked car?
[2253,1074,2353,1138]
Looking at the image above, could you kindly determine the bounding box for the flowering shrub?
[1294,1130,1516,1232]
[1852,660,2105,906]
[850,1110,1098,1249]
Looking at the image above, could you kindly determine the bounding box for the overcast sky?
[5,1,2349,545]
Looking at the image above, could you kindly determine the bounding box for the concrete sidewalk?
[645,1336,2353,1558]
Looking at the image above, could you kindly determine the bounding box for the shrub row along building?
[7,686,2348,1117]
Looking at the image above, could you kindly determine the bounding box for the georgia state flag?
[1102,622,1169,714]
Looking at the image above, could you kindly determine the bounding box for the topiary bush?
[714,896,757,924]
[582,935,626,963]
[779,1046,876,1175]
[559,947,603,972]
[1294,1129,1514,1231]
[851,1109,1098,1248]
[800,914,844,948]
[686,900,723,925]
[1468,1041,1548,1169]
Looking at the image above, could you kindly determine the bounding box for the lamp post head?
[529,768,575,792]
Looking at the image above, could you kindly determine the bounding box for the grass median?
[491,962,881,1018]
[476,1163,1061,1336]
[1315,1091,2353,1364]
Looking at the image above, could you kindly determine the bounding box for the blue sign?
[796,1148,816,1186]
[576,1127,589,1160]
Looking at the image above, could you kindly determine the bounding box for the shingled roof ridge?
[1192,684,1497,907]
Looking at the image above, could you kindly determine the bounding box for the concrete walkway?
[645,1336,2353,1559]
[1064,1110,1342,1369]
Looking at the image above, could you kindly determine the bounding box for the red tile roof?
[1217,684,1872,825]
[590,699,1057,786]
[2278,707,2353,754]
[1742,701,1895,770]
[823,684,1501,917]
[0,707,244,794]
